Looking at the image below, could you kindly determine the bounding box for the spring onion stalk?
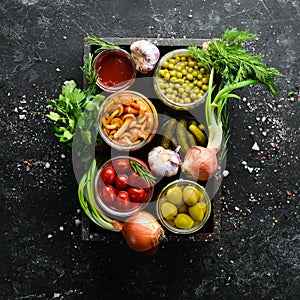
[205,67,259,154]
[78,159,122,232]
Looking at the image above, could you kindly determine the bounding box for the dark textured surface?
[0,1,299,299]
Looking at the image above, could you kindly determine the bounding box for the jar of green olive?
[156,179,211,234]
[153,49,211,111]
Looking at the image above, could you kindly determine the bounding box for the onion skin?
[181,146,219,181]
[122,211,165,254]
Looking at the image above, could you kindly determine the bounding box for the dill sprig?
[188,28,283,95]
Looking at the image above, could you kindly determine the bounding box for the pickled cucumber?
[188,124,207,146]
[161,118,177,148]
[176,119,190,153]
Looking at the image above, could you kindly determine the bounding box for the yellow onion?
[122,211,165,254]
[181,146,219,181]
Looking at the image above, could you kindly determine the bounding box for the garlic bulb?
[130,40,160,74]
[148,146,181,177]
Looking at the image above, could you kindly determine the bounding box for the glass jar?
[94,48,136,92]
[98,90,158,151]
[153,49,210,110]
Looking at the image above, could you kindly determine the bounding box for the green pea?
[200,67,206,74]
[202,84,208,91]
[188,67,194,74]
[186,74,193,81]
[188,61,195,67]
[202,77,209,84]
[196,81,203,88]
[169,58,176,65]
[162,61,169,68]
[164,72,170,80]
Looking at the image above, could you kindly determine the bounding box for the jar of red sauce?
[94,48,136,92]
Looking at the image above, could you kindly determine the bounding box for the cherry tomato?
[116,191,131,210]
[115,174,128,190]
[100,166,116,185]
[128,172,148,188]
[112,159,130,175]
[100,185,116,206]
[127,187,147,203]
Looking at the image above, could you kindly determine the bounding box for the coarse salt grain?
[252,142,260,151]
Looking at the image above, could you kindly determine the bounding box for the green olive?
[183,186,199,206]
[166,185,183,205]
[188,202,205,222]
[174,213,194,229]
[178,203,188,213]
[161,202,177,220]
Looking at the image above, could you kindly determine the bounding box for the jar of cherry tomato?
[94,156,154,220]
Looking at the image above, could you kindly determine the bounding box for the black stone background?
[0,0,299,299]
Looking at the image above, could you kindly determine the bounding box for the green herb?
[130,160,156,187]
[46,80,105,165]
[189,28,283,95]
[288,91,297,98]
[205,67,259,157]
[78,159,121,231]
[86,35,120,55]
[80,53,98,97]
[47,80,87,145]
[81,36,121,95]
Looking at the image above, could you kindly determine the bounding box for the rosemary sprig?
[80,53,98,97]
[130,160,156,187]
[86,35,120,55]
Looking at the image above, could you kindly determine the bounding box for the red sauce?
[95,51,135,89]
